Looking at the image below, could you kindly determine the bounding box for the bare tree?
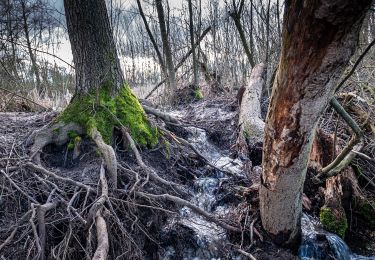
[228,0,255,68]
[259,0,372,247]
[188,0,199,86]
[155,0,176,99]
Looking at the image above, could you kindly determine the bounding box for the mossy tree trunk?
[52,0,157,188]
[259,0,372,248]
[64,0,124,95]
[62,0,156,146]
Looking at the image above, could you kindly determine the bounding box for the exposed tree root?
[38,200,59,260]
[27,121,83,164]
[0,105,256,259]
[89,128,117,189]
[91,164,109,260]
[120,126,184,193]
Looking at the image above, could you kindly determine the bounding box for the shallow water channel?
[160,121,374,259]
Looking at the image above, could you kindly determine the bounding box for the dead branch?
[335,37,375,92]
[317,98,363,179]
[142,105,181,125]
[0,86,47,110]
[25,162,92,192]
[1,169,38,203]
[136,192,241,232]
[235,248,257,260]
[0,210,32,251]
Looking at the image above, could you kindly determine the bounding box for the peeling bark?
[259,0,372,248]
[237,63,266,155]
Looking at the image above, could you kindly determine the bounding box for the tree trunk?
[21,0,43,96]
[188,0,199,86]
[60,0,157,177]
[259,0,371,248]
[230,1,255,68]
[136,0,166,76]
[155,0,177,99]
[64,0,124,95]
[237,63,265,155]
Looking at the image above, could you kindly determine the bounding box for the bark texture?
[237,63,266,154]
[64,0,124,95]
[259,0,372,247]
[155,0,176,97]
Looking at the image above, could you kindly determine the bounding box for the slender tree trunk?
[21,0,43,96]
[230,0,255,68]
[136,0,166,75]
[155,0,176,98]
[259,0,372,248]
[188,0,198,86]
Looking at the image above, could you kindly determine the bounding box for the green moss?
[67,130,79,139]
[58,83,158,147]
[67,140,75,150]
[320,207,348,238]
[194,88,203,100]
[163,139,171,160]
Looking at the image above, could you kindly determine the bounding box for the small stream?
[161,118,374,259]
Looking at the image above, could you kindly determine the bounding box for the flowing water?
[161,120,374,259]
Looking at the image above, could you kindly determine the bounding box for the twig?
[136,192,241,232]
[1,169,38,203]
[25,162,92,192]
[335,37,375,92]
[235,248,257,260]
[0,210,32,251]
[0,86,47,110]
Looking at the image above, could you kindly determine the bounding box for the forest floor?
[0,91,374,259]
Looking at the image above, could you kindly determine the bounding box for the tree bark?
[237,63,265,154]
[259,0,371,248]
[188,0,199,86]
[155,0,177,99]
[64,0,124,95]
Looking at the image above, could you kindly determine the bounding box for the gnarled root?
[91,164,109,260]
[89,128,117,189]
[27,121,83,164]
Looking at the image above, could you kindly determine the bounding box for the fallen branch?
[0,210,32,251]
[38,201,59,260]
[136,192,241,232]
[0,86,47,110]
[1,169,38,203]
[235,248,257,260]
